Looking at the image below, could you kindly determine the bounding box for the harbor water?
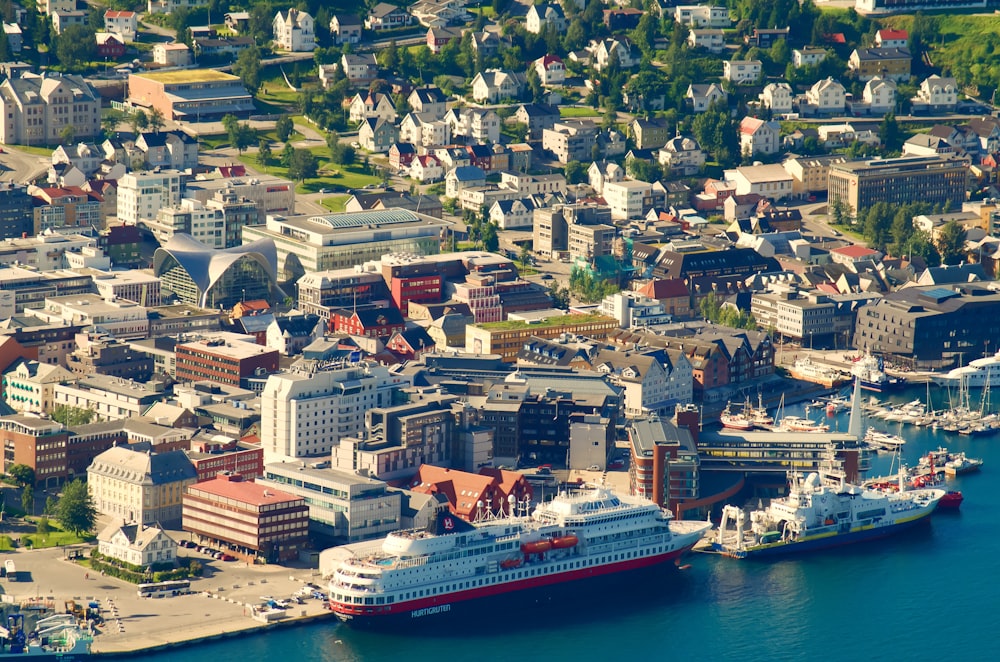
[141,386,1000,661]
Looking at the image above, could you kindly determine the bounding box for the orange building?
[408,464,533,522]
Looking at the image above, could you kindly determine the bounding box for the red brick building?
[174,336,279,388]
[187,438,263,482]
[390,274,442,316]
[182,473,309,562]
[0,416,69,488]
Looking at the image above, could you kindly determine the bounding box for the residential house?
[860,76,897,114]
[759,83,794,113]
[329,306,405,338]
[673,5,732,28]
[726,163,794,198]
[471,31,502,58]
[514,103,560,140]
[366,3,411,30]
[446,107,501,144]
[687,28,725,53]
[408,86,448,119]
[902,134,956,157]
[911,75,957,114]
[793,47,827,68]
[723,60,762,85]
[604,180,652,220]
[348,91,397,123]
[341,53,378,85]
[409,0,470,28]
[542,120,599,163]
[745,27,789,48]
[400,112,451,146]
[817,122,880,149]
[272,8,315,52]
[98,523,177,567]
[848,47,912,82]
[489,198,537,230]
[427,26,461,54]
[97,32,127,58]
[152,42,191,66]
[592,37,636,72]
[3,23,22,53]
[588,160,625,195]
[193,36,254,60]
[471,69,524,103]
[224,11,250,33]
[358,117,398,153]
[533,55,565,86]
[874,28,908,49]
[739,117,781,157]
[388,143,417,171]
[658,135,706,176]
[630,118,671,151]
[526,3,566,35]
[386,327,436,361]
[52,10,87,35]
[104,9,137,42]
[445,165,486,198]
[603,7,643,31]
[967,117,1000,153]
[686,83,727,112]
[330,15,362,45]
[410,154,444,182]
[805,77,846,114]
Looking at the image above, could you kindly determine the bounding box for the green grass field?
[20,520,91,550]
[321,195,351,212]
[238,148,381,194]
[559,106,601,118]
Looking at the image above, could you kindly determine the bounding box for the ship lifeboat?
[550,535,578,549]
[500,558,523,569]
[520,540,553,554]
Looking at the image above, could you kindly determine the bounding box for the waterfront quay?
[0,541,334,656]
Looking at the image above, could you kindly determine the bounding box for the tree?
[287,148,318,181]
[59,125,76,145]
[54,24,96,72]
[936,220,967,265]
[44,496,57,517]
[548,282,570,308]
[21,485,33,517]
[36,516,50,536]
[258,140,272,168]
[8,464,34,488]
[280,143,295,168]
[130,109,148,135]
[51,405,94,427]
[627,157,659,183]
[55,479,96,537]
[101,112,122,139]
[564,160,587,184]
[275,115,294,142]
[148,108,165,134]
[519,243,531,269]
[879,112,901,153]
[233,123,257,154]
[233,45,262,93]
[480,221,499,252]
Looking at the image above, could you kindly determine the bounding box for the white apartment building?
[117,170,184,224]
[260,361,410,463]
[28,294,149,339]
[604,180,651,220]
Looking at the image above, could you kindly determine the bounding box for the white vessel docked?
[938,351,1000,388]
[327,486,712,627]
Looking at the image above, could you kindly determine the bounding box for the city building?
[53,375,170,421]
[466,312,619,362]
[260,360,408,463]
[0,72,100,145]
[88,445,198,526]
[828,156,969,214]
[2,359,72,414]
[66,333,153,381]
[604,180,652,220]
[127,70,255,121]
[116,170,184,224]
[0,182,32,240]
[257,462,401,543]
[175,334,280,388]
[89,270,161,307]
[185,175,294,225]
[0,415,69,487]
[28,294,149,339]
[97,523,177,567]
[186,437,263,481]
[183,473,308,562]
[856,0,985,14]
[407,465,533,521]
[241,210,449,283]
[30,186,102,235]
[848,47,911,82]
[152,42,191,66]
[628,409,703,515]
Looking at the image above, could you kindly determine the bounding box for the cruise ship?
[938,351,1000,388]
[327,486,712,626]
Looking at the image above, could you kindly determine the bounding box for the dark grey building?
[0,182,33,239]
[853,283,1000,369]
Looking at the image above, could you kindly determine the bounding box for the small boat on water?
[945,454,984,476]
[789,357,850,388]
[864,428,906,451]
[851,352,904,392]
[720,396,773,431]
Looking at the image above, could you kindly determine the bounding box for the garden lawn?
[237,146,381,194]
[22,521,91,549]
[559,106,601,118]
[0,536,14,551]
[321,195,351,212]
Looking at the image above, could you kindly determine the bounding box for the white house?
[674,5,732,28]
[445,165,486,198]
[739,117,781,157]
[400,112,451,146]
[446,108,501,144]
[104,10,137,42]
[686,83,727,112]
[489,198,536,230]
[874,28,908,49]
[526,3,566,35]
[348,91,397,123]
[408,86,448,119]
[912,75,957,112]
[864,76,897,113]
[759,83,794,113]
[588,160,625,195]
[687,29,724,53]
[726,164,794,198]
[98,523,177,567]
[272,8,315,52]
[604,180,652,220]
[592,38,637,72]
[723,60,762,85]
[358,117,398,153]
[658,135,706,176]
[152,42,191,66]
[410,154,444,182]
[471,69,524,103]
[330,14,362,45]
[805,77,846,114]
[533,55,565,86]
[792,47,826,68]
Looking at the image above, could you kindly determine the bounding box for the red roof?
[105,10,135,18]
[189,475,301,507]
[540,54,563,67]
[831,244,879,258]
[639,278,690,299]
[824,33,846,44]
[877,29,908,41]
[739,117,765,135]
[218,165,247,178]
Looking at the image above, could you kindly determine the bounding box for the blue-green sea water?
[141,386,1000,661]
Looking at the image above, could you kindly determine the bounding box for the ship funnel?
[847,377,863,439]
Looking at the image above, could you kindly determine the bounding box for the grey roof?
[152,233,279,303]
[89,445,197,486]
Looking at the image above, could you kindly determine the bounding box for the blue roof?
[452,165,486,181]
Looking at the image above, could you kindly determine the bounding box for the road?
[0,146,50,184]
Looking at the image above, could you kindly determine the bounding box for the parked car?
[221,554,236,562]
[312,591,328,601]
[587,464,601,471]
[319,188,333,194]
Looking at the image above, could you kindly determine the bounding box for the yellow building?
[465,312,619,362]
[87,445,197,527]
[848,47,911,82]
